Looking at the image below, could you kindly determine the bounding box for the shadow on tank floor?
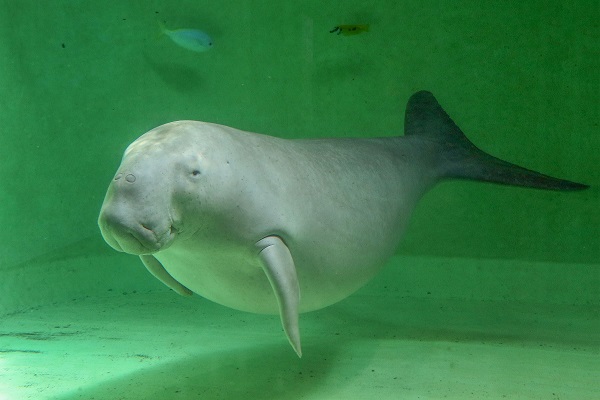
[1,256,598,400]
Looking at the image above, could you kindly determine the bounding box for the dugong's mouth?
[99,221,176,255]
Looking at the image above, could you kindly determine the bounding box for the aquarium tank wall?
[0,1,598,399]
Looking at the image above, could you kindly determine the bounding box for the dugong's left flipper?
[256,236,302,357]
[140,255,193,297]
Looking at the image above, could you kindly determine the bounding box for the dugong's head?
[98,121,241,255]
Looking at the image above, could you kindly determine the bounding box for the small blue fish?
[329,24,369,36]
[159,21,213,53]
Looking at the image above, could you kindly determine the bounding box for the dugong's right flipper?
[256,236,302,358]
[140,254,193,297]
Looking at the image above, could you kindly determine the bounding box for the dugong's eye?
[191,169,201,177]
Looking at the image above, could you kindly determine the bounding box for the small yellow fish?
[159,21,213,52]
[329,24,369,36]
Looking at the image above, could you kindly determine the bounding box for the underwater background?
[0,0,598,399]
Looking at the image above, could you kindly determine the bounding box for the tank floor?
[1,280,598,399]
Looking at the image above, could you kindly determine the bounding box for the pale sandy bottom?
[1,261,598,400]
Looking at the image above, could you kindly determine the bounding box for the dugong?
[98,91,587,357]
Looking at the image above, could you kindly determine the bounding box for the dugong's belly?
[154,240,392,315]
[155,245,277,314]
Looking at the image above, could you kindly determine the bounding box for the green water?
[0,1,598,399]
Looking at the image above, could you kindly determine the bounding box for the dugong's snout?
[98,208,176,255]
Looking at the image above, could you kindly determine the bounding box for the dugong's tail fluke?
[405,91,589,191]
